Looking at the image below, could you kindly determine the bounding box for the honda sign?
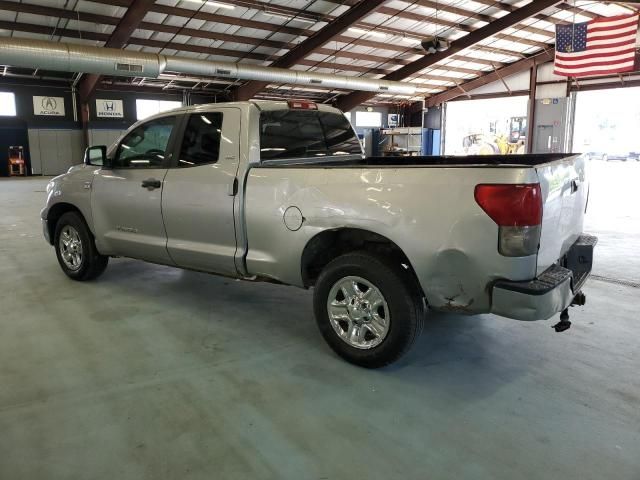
[96,99,124,118]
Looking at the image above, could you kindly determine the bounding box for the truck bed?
[259,153,578,168]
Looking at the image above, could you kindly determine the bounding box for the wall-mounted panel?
[29,129,85,176]
[27,129,42,175]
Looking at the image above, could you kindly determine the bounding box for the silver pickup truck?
[42,100,596,367]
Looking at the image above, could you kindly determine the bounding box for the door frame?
[109,113,186,170]
[160,107,243,276]
[92,113,186,262]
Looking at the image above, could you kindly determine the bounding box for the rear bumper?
[491,234,597,321]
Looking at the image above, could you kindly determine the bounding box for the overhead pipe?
[0,38,417,96]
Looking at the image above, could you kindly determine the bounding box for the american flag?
[554,13,639,77]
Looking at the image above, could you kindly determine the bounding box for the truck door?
[91,115,179,265]
[161,108,241,276]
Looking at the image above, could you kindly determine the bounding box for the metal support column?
[526,64,538,154]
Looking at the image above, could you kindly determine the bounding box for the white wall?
[89,129,126,149]
[466,69,531,96]
[347,105,391,133]
[27,129,126,176]
[28,129,84,176]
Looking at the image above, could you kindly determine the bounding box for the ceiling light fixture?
[400,36,421,44]
[263,10,316,24]
[184,0,235,10]
[348,27,386,39]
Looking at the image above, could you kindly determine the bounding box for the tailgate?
[536,155,588,275]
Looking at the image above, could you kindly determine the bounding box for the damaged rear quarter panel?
[245,165,540,314]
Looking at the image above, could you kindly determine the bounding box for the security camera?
[421,36,450,54]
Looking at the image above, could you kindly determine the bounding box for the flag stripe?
[556,46,636,60]
[590,13,636,23]
[587,33,638,47]
[588,15,639,29]
[588,21,639,36]
[554,62,635,77]
[555,55,636,69]
[556,51,637,67]
[554,60,635,72]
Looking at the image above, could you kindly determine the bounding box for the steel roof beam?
[0,20,448,89]
[0,1,505,78]
[0,21,450,93]
[308,0,557,38]
[425,49,555,107]
[336,0,562,112]
[233,0,386,100]
[78,0,156,102]
[85,0,553,55]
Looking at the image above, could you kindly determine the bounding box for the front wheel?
[313,252,425,368]
[54,211,108,281]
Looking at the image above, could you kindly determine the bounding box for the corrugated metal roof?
[0,0,638,105]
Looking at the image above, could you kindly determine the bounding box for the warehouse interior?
[0,1,639,479]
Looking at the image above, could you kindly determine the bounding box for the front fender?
[41,165,100,235]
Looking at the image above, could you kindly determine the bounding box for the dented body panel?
[245,165,541,314]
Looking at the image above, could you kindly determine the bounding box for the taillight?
[287,100,318,110]
[474,184,542,226]
[475,184,542,257]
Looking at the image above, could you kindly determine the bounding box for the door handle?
[228,177,239,196]
[141,178,162,190]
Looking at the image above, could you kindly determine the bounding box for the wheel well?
[301,228,423,294]
[46,203,83,244]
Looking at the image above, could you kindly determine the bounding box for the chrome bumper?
[491,234,597,321]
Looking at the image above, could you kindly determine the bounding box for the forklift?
[462,117,527,155]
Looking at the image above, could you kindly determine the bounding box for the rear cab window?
[259,109,362,162]
[178,112,224,167]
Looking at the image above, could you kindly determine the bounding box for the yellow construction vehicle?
[462,117,527,155]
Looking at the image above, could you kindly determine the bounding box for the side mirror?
[84,146,110,168]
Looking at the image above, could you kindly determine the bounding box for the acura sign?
[33,96,65,116]
[96,99,124,118]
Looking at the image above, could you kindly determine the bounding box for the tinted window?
[178,113,223,167]
[260,110,362,161]
[114,116,175,168]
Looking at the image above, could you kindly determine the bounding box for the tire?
[54,211,108,281]
[313,251,425,368]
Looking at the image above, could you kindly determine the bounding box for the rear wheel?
[313,252,424,368]
[54,212,108,281]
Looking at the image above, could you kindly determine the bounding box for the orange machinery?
[8,146,26,176]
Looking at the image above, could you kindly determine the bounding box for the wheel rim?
[327,276,390,350]
[59,225,83,271]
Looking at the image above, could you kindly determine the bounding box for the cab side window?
[178,113,224,167]
[114,116,176,168]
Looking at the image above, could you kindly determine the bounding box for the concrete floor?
[0,160,638,480]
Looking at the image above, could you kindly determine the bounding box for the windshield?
[259,110,362,161]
